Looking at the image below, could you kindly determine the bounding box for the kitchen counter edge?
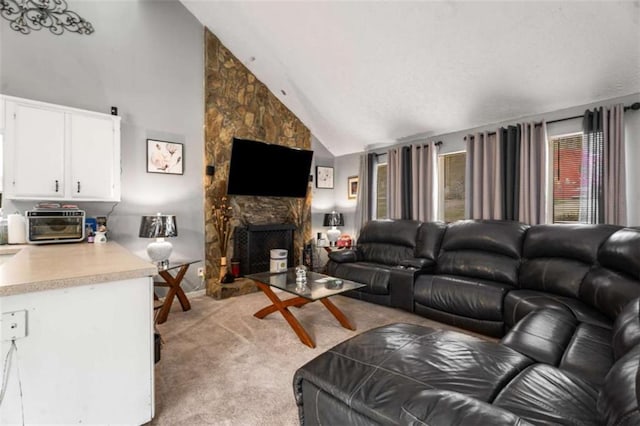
[0,242,157,297]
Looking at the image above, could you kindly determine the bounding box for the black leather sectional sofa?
[294,219,640,425]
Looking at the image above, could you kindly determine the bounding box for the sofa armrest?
[328,249,357,263]
[398,258,436,272]
[389,266,419,312]
[400,389,533,426]
[500,307,578,366]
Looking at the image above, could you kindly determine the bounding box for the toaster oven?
[26,209,86,244]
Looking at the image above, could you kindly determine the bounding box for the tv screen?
[227,138,313,198]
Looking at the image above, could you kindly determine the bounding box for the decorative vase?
[219,256,228,282]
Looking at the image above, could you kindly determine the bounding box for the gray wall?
[0,0,206,291]
[356,92,640,226]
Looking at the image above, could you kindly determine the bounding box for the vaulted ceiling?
[181,1,640,156]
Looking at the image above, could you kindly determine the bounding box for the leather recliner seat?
[413,220,529,337]
[503,224,625,329]
[326,220,446,310]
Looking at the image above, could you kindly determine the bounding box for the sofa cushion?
[522,224,621,263]
[414,221,447,261]
[559,322,613,387]
[415,275,514,322]
[435,220,528,286]
[326,261,391,295]
[501,307,613,386]
[503,289,612,329]
[518,224,620,298]
[439,220,529,259]
[494,364,600,426]
[501,308,579,366]
[596,345,640,426]
[612,298,640,360]
[580,228,640,321]
[400,389,535,426]
[356,219,420,266]
[597,227,640,278]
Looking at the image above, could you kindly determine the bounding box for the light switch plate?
[2,310,27,341]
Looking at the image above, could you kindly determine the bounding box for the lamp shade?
[323,211,344,227]
[139,214,178,238]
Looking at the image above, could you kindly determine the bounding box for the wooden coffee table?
[246,268,365,348]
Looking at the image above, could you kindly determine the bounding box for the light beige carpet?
[150,290,489,425]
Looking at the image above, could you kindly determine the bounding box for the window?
[551,132,584,223]
[374,162,387,219]
[438,152,466,222]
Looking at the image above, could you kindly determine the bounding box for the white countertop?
[0,242,157,297]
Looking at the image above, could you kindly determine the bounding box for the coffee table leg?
[254,297,310,318]
[320,298,356,330]
[254,282,316,348]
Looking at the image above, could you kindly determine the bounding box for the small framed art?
[147,139,184,175]
[316,166,334,189]
[348,175,359,199]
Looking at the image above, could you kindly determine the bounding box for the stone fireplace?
[203,28,311,297]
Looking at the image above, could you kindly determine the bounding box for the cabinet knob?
[55,180,59,192]
[77,181,81,193]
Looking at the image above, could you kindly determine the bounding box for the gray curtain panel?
[411,142,439,221]
[465,131,503,219]
[603,105,626,225]
[354,153,375,238]
[519,121,548,225]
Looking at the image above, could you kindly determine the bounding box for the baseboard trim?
[189,289,207,298]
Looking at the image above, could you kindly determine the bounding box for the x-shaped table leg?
[155,264,191,324]
[254,282,316,348]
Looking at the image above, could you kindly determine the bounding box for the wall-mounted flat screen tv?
[227,137,314,198]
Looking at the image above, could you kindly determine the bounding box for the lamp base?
[327,227,341,247]
[147,239,173,269]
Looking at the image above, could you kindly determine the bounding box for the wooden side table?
[154,259,200,324]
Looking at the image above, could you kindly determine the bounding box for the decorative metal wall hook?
[0,0,94,35]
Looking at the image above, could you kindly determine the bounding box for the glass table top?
[246,268,365,301]
[157,259,201,272]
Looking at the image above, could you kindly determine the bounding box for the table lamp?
[139,213,177,269]
[323,211,344,247]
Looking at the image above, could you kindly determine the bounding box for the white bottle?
[8,213,27,244]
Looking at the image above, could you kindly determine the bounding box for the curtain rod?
[372,140,443,156]
[464,102,640,139]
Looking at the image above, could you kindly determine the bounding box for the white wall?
[358,92,640,226]
[0,0,206,290]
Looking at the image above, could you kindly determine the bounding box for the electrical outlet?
[197,267,205,277]
[2,310,27,341]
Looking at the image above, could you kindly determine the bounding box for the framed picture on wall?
[316,166,334,189]
[147,139,184,175]
[348,175,359,199]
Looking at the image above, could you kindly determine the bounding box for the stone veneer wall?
[204,28,311,297]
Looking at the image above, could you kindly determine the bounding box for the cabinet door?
[70,113,119,201]
[9,103,65,198]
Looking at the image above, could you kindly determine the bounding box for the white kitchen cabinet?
[2,96,121,202]
[69,112,120,200]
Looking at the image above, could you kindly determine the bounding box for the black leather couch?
[327,219,640,337]
[294,219,640,424]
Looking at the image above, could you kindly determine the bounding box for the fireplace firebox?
[233,224,295,276]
